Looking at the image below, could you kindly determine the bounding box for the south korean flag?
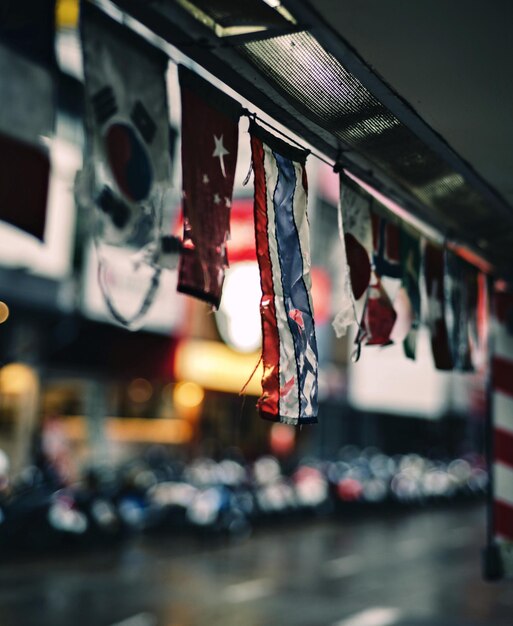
[81,3,171,246]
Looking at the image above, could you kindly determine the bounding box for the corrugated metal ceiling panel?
[240,30,501,239]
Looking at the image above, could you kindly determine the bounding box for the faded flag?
[444,251,474,371]
[81,3,171,327]
[401,230,422,359]
[372,213,401,280]
[360,211,400,346]
[362,274,397,346]
[250,120,318,426]
[340,175,373,302]
[424,243,453,370]
[81,2,171,244]
[177,65,242,308]
[332,174,373,345]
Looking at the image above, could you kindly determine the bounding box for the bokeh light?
[173,381,205,410]
[0,301,9,324]
[127,378,153,404]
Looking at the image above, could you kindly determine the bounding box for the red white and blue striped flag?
[250,121,318,426]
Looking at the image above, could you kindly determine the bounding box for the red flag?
[424,243,453,370]
[177,66,242,308]
[358,212,401,347]
[362,275,397,346]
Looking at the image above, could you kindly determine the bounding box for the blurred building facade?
[0,0,486,482]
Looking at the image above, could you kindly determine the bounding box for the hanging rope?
[90,0,494,283]
[239,354,263,396]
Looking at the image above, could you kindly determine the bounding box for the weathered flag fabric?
[362,275,397,346]
[400,231,422,359]
[475,272,490,369]
[424,243,453,370]
[340,175,373,301]
[332,181,357,339]
[177,66,241,309]
[332,174,373,339]
[444,251,474,371]
[81,4,171,327]
[250,121,318,426]
[81,3,171,245]
[486,289,513,579]
[359,212,400,346]
[372,214,401,280]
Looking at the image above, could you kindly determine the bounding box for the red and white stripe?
[261,142,300,421]
[492,292,513,543]
[250,121,318,425]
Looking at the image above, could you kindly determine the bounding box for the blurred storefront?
[0,0,487,483]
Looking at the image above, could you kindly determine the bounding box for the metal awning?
[107,0,513,275]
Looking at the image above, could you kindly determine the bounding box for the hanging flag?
[357,210,401,347]
[81,3,171,244]
[400,230,422,359]
[462,262,478,371]
[484,288,513,580]
[177,65,242,309]
[474,272,490,370]
[424,243,453,370]
[372,213,401,279]
[332,173,373,341]
[80,4,171,327]
[332,180,356,338]
[0,43,53,239]
[362,275,397,346]
[445,251,475,371]
[250,120,318,426]
[339,174,373,301]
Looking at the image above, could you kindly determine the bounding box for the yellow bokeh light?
[174,340,262,396]
[0,363,37,395]
[173,381,205,410]
[0,302,9,324]
[56,0,79,29]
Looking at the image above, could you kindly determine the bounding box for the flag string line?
[90,0,494,276]
[239,354,263,397]
[243,107,491,274]
[241,109,335,169]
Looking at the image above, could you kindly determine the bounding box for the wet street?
[0,504,511,626]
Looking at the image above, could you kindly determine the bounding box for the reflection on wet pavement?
[0,504,511,626]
